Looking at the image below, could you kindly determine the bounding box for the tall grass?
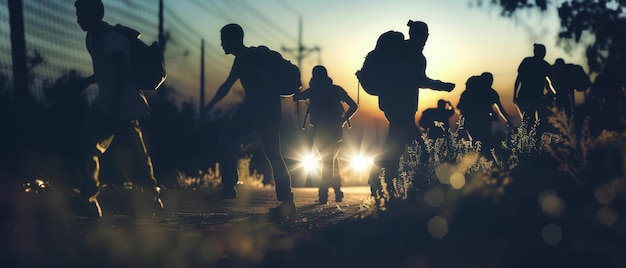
[176,155,264,189]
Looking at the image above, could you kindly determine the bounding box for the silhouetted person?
[205,24,296,217]
[73,0,163,218]
[458,73,514,153]
[419,99,454,139]
[370,20,455,200]
[294,66,358,204]
[551,58,591,120]
[514,43,552,125]
[590,62,626,131]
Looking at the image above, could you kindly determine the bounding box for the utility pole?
[199,39,205,121]
[281,16,321,116]
[281,16,322,187]
[281,17,321,74]
[158,0,166,55]
[8,0,28,101]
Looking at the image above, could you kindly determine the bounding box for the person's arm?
[293,88,311,102]
[493,99,514,128]
[514,61,524,103]
[339,90,358,127]
[205,66,238,112]
[421,78,455,91]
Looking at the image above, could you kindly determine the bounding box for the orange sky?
[160,0,591,144]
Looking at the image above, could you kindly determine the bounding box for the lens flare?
[301,152,320,173]
[350,154,373,172]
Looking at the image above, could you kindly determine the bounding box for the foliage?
[473,0,626,73]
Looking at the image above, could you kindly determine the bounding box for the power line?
[231,0,296,41]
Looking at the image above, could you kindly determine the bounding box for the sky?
[162,0,588,127]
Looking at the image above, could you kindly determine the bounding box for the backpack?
[113,24,167,91]
[253,46,302,96]
[569,64,591,91]
[355,31,410,96]
[356,51,387,96]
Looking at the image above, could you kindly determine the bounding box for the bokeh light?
[435,163,454,184]
[538,189,565,217]
[597,207,618,226]
[594,184,616,205]
[449,173,466,189]
[424,187,445,207]
[427,216,448,239]
[541,224,562,245]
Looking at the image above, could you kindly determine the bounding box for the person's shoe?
[318,195,328,205]
[269,202,296,219]
[335,190,344,202]
[72,197,102,218]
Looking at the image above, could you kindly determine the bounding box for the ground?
[1,180,625,267]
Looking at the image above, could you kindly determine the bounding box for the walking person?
[205,24,297,218]
[551,58,591,122]
[513,43,553,126]
[457,73,514,154]
[294,66,358,204]
[365,21,455,201]
[419,99,455,140]
[72,0,163,218]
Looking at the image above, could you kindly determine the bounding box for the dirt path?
[2,186,375,267]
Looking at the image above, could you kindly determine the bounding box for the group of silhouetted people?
[72,0,359,219]
[70,0,622,219]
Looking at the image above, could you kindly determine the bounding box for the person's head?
[533,43,546,59]
[407,20,429,45]
[554,58,565,66]
[480,72,494,87]
[74,0,104,32]
[437,99,447,109]
[312,65,328,77]
[220,24,244,55]
[310,65,332,87]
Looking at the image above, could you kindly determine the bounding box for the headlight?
[350,154,374,172]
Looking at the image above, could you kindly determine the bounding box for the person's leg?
[218,108,256,198]
[260,119,293,203]
[74,108,117,217]
[330,143,343,202]
[315,127,340,204]
[375,112,415,199]
[126,119,163,215]
[261,115,296,217]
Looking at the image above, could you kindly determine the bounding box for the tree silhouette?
[474,0,626,73]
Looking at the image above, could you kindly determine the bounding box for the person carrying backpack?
[360,21,455,202]
[205,24,299,218]
[72,0,164,218]
[457,73,514,154]
[294,66,358,204]
[419,99,455,140]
